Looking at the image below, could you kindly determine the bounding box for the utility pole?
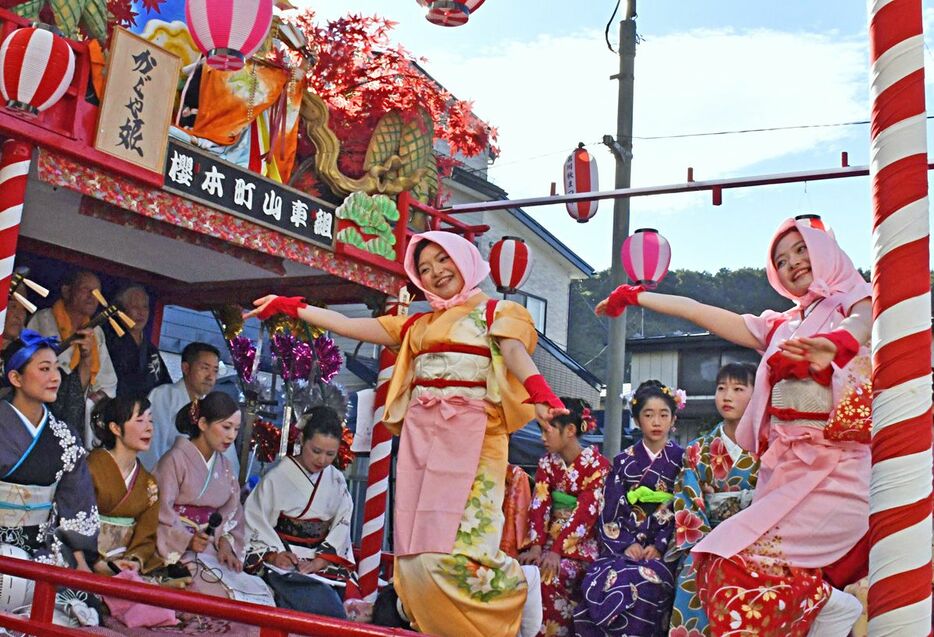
[603,2,637,458]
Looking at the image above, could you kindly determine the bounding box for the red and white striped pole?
[0,139,32,334]
[357,289,409,602]
[867,0,932,634]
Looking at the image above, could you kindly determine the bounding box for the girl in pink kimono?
[247,230,566,637]
[155,391,274,606]
[596,216,871,637]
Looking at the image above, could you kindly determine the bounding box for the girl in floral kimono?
[666,362,759,637]
[519,398,610,637]
[0,331,100,622]
[244,405,354,618]
[573,380,684,636]
[596,216,870,636]
[155,391,274,606]
[247,230,566,637]
[88,395,163,574]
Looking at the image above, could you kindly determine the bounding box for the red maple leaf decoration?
[140,0,165,13]
[107,0,137,28]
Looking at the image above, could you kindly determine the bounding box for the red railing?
[0,557,417,637]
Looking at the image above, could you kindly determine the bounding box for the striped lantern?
[563,144,599,223]
[621,228,671,289]
[794,213,834,236]
[489,236,532,294]
[425,0,485,27]
[185,0,274,71]
[0,26,75,116]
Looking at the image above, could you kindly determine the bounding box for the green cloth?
[626,486,674,506]
[99,514,135,526]
[551,490,578,511]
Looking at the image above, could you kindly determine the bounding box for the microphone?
[205,512,223,537]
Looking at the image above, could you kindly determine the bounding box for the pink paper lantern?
[621,228,671,289]
[563,144,598,223]
[0,26,74,116]
[425,0,486,27]
[186,0,274,71]
[489,236,532,294]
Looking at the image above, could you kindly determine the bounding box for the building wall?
[532,347,601,407]
[630,350,678,389]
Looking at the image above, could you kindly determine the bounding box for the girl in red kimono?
[520,398,610,637]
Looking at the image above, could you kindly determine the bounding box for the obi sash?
[0,480,55,528]
[275,457,326,559]
[173,504,217,532]
[98,515,135,560]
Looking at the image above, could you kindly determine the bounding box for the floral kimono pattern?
[666,423,759,637]
[573,440,683,637]
[528,446,610,637]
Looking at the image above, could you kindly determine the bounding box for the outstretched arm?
[246,295,396,347]
[499,337,568,423]
[596,288,760,350]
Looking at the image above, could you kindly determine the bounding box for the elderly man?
[28,270,118,404]
[141,342,239,474]
[105,285,171,398]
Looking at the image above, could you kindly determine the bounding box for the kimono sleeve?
[319,471,355,566]
[216,459,246,557]
[598,455,638,555]
[489,301,537,353]
[243,471,288,560]
[376,313,409,348]
[125,472,162,572]
[554,458,609,558]
[742,309,787,352]
[54,429,100,558]
[664,439,713,563]
[527,459,553,548]
[93,326,118,398]
[153,451,193,563]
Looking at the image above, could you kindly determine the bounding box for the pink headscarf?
[403,231,490,311]
[736,217,871,453]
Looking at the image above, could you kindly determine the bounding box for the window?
[504,292,547,332]
[678,347,759,397]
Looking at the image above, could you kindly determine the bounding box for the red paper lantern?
[563,144,598,223]
[425,0,486,27]
[794,213,833,236]
[186,0,274,71]
[621,228,671,289]
[0,26,74,116]
[489,236,532,294]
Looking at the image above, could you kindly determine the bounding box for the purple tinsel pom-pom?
[313,336,343,384]
[228,336,256,384]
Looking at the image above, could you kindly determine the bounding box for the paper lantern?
[185,0,274,71]
[425,0,486,27]
[0,26,74,116]
[563,144,598,223]
[621,228,670,289]
[489,236,532,294]
[794,213,833,236]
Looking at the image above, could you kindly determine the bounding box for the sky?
[295,1,932,273]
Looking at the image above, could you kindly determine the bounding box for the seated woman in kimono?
[155,391,274,606]
[244,405,354,618]
[666,362,759,636]
[0,331,100,624]
[87,395,163,575]
[519,398,610,637]
[573,380,684,637]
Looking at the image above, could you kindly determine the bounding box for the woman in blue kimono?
[666,363,760,637]
[573,380,684,637]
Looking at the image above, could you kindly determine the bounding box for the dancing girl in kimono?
[88,395,164,575]
[573,380,684,636]
[596,216,871,636]
[155,391,275,605]
[247,230,566,637]
[519,398,610,637]
[0,330,100,623]
[244,405,355,618]
[666,362,759,637]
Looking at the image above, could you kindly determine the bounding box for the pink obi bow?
[415,394,474,420]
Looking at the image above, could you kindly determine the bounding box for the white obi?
[411,350,491,402]
[770,378,833,428]
[0,481,56,528]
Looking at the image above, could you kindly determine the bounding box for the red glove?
[255,296,308,320]
[605,284,645,318]
[814,329,861,369]
[522,374,565,410]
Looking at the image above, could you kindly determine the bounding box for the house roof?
[537,330,604,389]
[626,331,734,350]
[450,166,595,277]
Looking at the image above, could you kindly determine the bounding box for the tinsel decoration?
[313,336,343,384]
[217,305,245,340]
[264,314,324,339]
[228,335,256,384]
[336,426,355,470]
[293,382,350,423]
[271,333,313,381]
[251,419,301,463]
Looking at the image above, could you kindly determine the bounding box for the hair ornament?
[658,385,688,410]
[189,399,200,424]
[580,407,597,433]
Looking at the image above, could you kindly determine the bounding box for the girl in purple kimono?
[573,380,684,637]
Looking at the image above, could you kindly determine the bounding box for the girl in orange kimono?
[248,230,566,637]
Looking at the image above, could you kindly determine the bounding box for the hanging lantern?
[0,26,74,116]
[794,213,833,236]
[563,143,598,223]
[185,0,274,71]
[621,228,671,289]
[489,236,532,294]
[425,0,485,27]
